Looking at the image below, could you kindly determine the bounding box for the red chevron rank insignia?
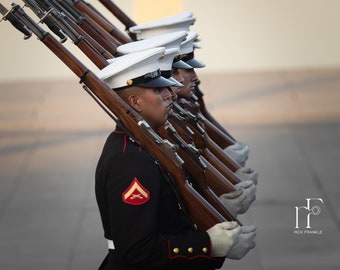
[122,178,150,205]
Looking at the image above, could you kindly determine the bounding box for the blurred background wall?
[1,0,340,82]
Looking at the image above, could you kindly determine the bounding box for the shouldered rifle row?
[30,0,248,162]
[39,3,241,220]
[23,0,243,186]
[1,3,237,231]
[39,0,250,209]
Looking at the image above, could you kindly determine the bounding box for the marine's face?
[169,68,184,100]
[176,68,198,99]
[137,87,173,129]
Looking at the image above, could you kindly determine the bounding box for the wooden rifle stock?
[98,0,136,32]
[62,14,114,60]
[67,5,121,53]
[5,4,227,231]
[202,117,235,149]
[72,0,132,44]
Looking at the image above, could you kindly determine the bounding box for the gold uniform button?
[126,79,133,85]
[202,247,208,253]
[173,248,179,254]
[188,247,193,253]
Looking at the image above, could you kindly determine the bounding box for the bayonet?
[22,0,67,42]
[0,3,32,39]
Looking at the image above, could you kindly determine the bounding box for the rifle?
[1,3,235,231]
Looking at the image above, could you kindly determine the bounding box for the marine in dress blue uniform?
[95,47,228,270]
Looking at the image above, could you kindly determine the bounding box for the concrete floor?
[1,69,340,269]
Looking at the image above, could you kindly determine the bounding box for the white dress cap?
[180,31,206,68]
[180,31,198,55]
[159,48,179,71]
[159,48,183,87]
[96,47,175,90]
[117,31,189,86]
[129,12,195,40]
[117,31,187,55]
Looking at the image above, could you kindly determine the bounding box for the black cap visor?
[185,58,206,68]
[168,77,183,87]
[138,76,176,88]
[172,59,193,69]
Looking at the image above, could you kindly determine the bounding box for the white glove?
[234,180,257,214]
[235,167,259,185]
[224,142,249,166]
[219,188,246,216]
[206,221,241,257]
[226,225,256,260]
